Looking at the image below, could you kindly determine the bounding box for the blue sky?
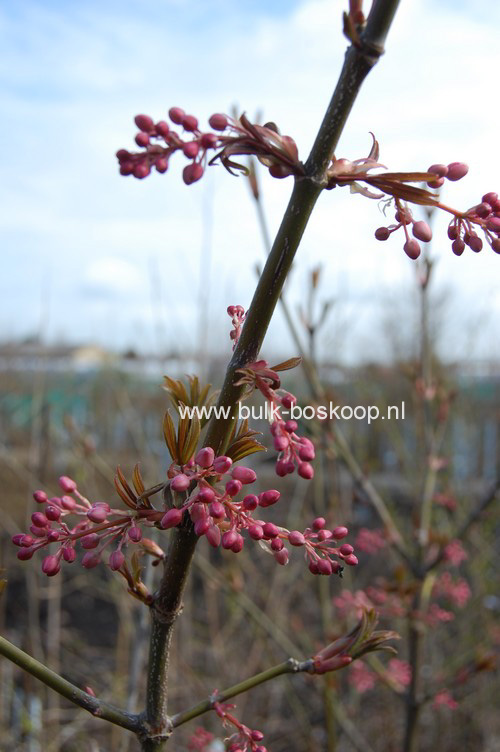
[1,0,499,364]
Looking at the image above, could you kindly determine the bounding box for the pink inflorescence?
[447,190,500,256]
[213,700,268,752]
[116,109,302,185]
[227,304,246,350]
[12,477,156,577]
[374,199,433,260]
[165,448,357,576]
[234,359,316,480]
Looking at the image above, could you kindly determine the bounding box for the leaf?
[181,413,201,464]
[132,464,145,496]
[271,356,302,372]
[163,411,178,463]
[116,467,137,504]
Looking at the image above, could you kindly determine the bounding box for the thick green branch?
[0,635,142,734]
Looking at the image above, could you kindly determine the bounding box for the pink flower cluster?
[165,448,358,575]
[353,527,388,554]
[433,689,458,710]
[213,701,267,752]
[442,539,468,567]
[12,475,156,577]
[448,190,500,255]
[348,658,411,694]
[227,305,246,350]
[235,360,316,479]
[116,109,302,185]
[432,572,471,609]
[374,199,433,260]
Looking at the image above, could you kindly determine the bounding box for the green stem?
[170,658,313,728]
[0,635,142,734]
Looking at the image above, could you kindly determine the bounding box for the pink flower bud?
[262,522,280,539]
[427,163,448,177]
[312,517,326,530]
[492,238,500,254]
[274,549,289,565]
[339,543,354,556]
[248,524,264,540]
[208,113,228,130]
[213,455,232,474]
[231,466,257,484]
[474,202,491,219]
[135,132,150,147]
[183,141,199,158]
[31,512,48,528]
[128,526,142,542]
[60,495,76,511]
[182,114,198,132]
[47,531,60,542]
[87,505,108,523]
[483,191,498,205]
[160,508,184,529]
[271,537,284,551]
[452,238,465,256]
[194,518,210,536]
[412,221,432,242]
[155,157,169,173]
[134,114,155,132]
[375,227,390,241]
[200,133,217,148]
[243,494,259,511]
[221,530,238,549]
[30,525,47,538]
[63,546,76,563]
[467,234,483,253]
[284,420,298,432]
[317,558,333,575]
[133,162,151,179]
[231,534,244,553]
[344,553,359,566]
[12,534,29,547]
[446,162,468,181]
[155,120,170,138]
[225,479,242,497]
[182,163,204,185]
[251,731,264,742]
[82,552,100,569]
[45,506,61,521]
[258,490,280,508]
[486,217,500,233]
[195,447,215,468]
[332,526,348,540]
[298,462,314,480]
[209,500,225,519]
[42,555,60,576]
[281,393,296,409]
[33,490,48,503]
[288,531,306,546]
[273,435,289,451]
[404,239,421,260]
[205,524,221,548]
[17,547,34,560]
[168,107,185,124]
[81,534,99,549]
[298,444,315,461]
[171,474,190,492]
[109,550,125,571]
[318,529,333,541]
[59,476,77,493]
[314,655,352,674]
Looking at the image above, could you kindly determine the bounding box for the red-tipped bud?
[491,238,500,254]
[284,420,298,432]
[171,474,190,492]
[281,393,297,409]
[317,558,333,575]
[45,506,61,521]
[133,162,151,179]
[168,107,185,124]
[12,534,28,547]
[314,654,352,674]
[109,550,125,571]
[258,490,280,508]
[412,221,432,242]
[135,132,150,147]
[182,114,198,132]
[225,479,242,497]
[288,531,306,547]
[59,476,77,493]
[344,553,359,566]
[42,555,60,577]
[243,494,259,511]
[155,157,169,173]
[160,508,184,529]
[312,517,326,530]
[31,512,48,528]
[81,534,99,549]
[209,500,225,519]
[17,547,34,560]
[486,217,500,233]
[298,462,314,480]
[183,162,204,185]
[231,534,244,553]
[298,444,315,461]
[339,543,354,556]
[183,141,199,158]
[403,239,421,260]
[197,486,216,503]
[483,191,498,205]
[248,524,264,540]
[155,120,170,138]
[231,466,257,484]
[262,522,280,539]
[452,239,465,256]
[134,114,155,132]
[427,163,448,177]
[194,518,210,536]
[446,162,468,181]
[128,526,142,542]
[60,495,76,511]
[221,530,238,549]
[87,505,108,523]
[273,435,289,451]
[200,133,217,148]
[332,526,348,540]
[375,227,390,241]
[208,113,228,130]
[62,546,76,563]
[82,552,100,569]
[33,490,48,503]
[271,537,284,551]
[274,548,289,565]
[205,524,221,548]
[468,234,483,253]
[213,455,232,474]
